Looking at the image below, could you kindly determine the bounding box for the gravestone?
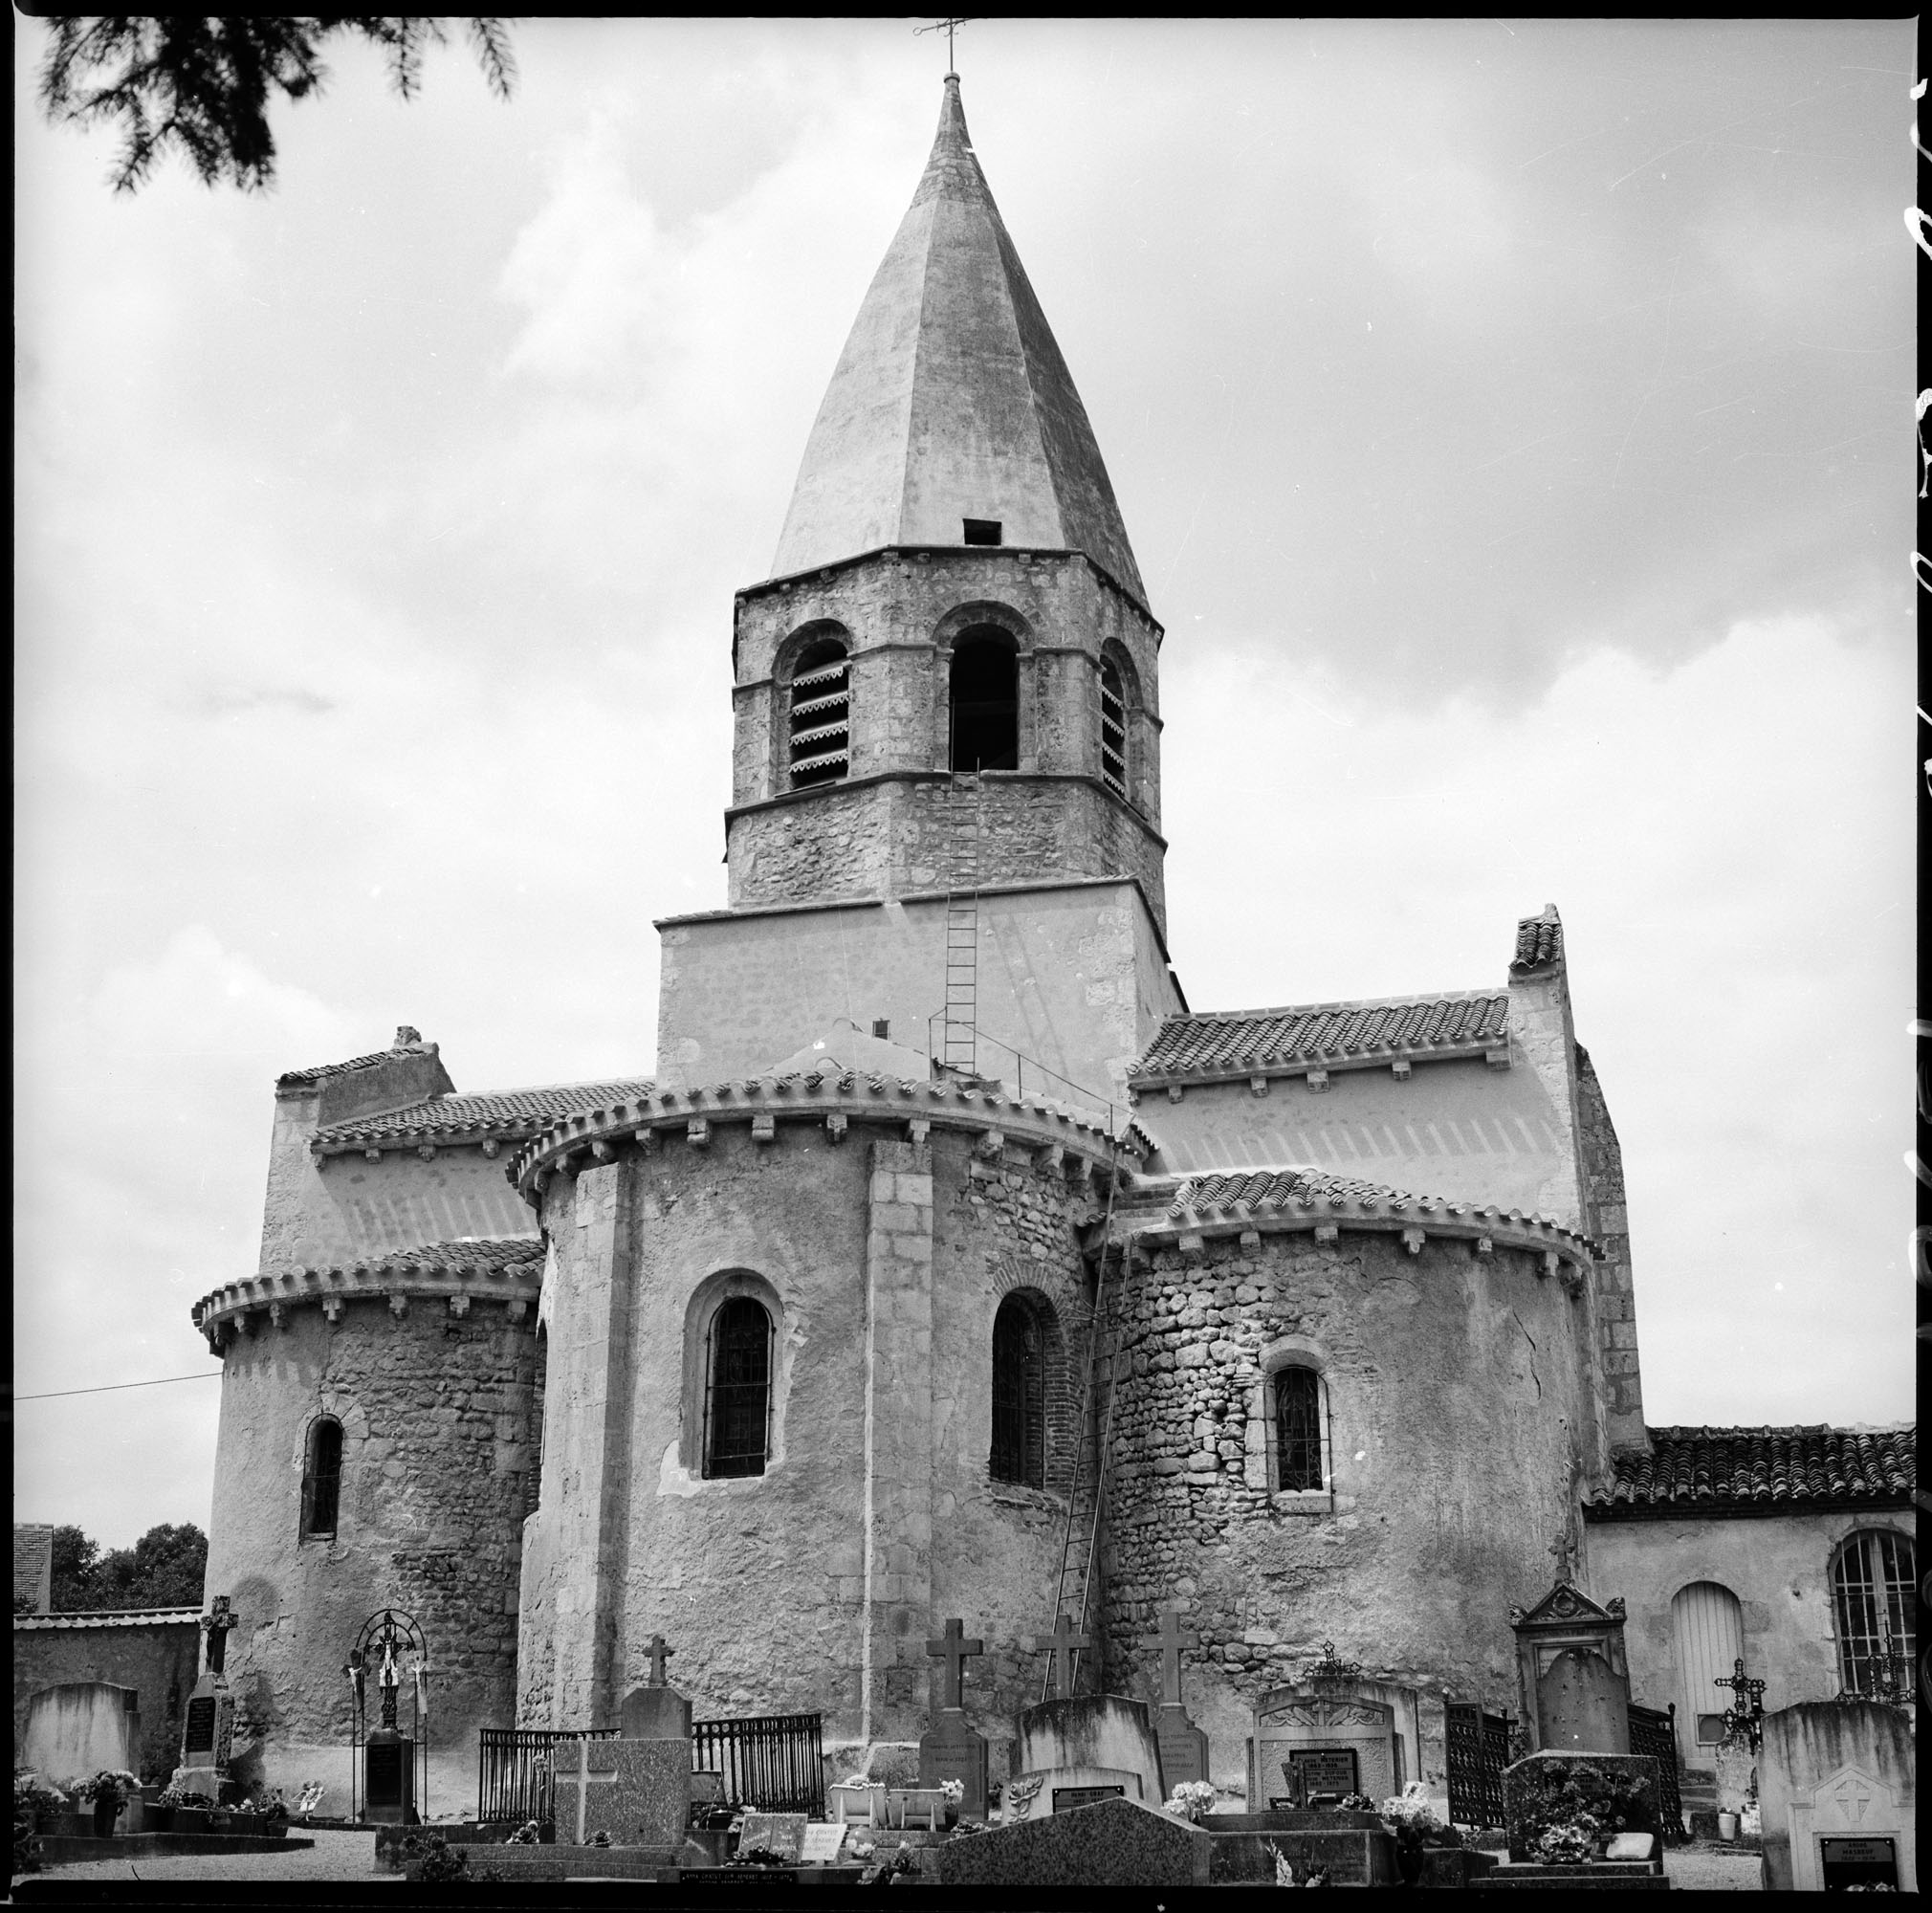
[1011,1693,1165,1821]
[1251,1691,1398,1809]
[1508,1579,1632,1755]
[737,1811,809,1861]
[622,1635,693,1740]
[919,1616,989,1818]
[23,1682,140,1786]
[173,1594,239,1800]
[798,1822,847,1863]
[552,1736,692,1850]
[1757,1701,1915,1893]
[935,1794,1211,1887]
[1143,1610,1210,1793]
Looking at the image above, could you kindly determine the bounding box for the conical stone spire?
[771,76,1147,605]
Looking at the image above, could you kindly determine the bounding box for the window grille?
[300,1417,343,1538]
[990,1295,1045,1488]
[705,1298,773,1478]
[950,628,1019,772]
[1099,657,1126,797]
[1274,1367,1323,1491]
[788,640,850,789]
[1832,1529,1915,1697]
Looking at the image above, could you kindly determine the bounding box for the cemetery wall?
[655,878,1176,1100]
[12,1614,200,1782]
[204,1295,536,1807]
[1584,1506,1915,1726]
[1100,1228,1596,1796]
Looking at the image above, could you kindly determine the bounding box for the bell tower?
[724,75,1167,934]
[657,76,1183,1098]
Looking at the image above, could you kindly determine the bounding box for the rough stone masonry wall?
[205,1297,535,1804]
[1098,1228,1595,1795]
[1574,1045,1645,1451]
[930,1132,1099,1748]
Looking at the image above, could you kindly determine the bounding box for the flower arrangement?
[588,1830,612,1848]
[1380,1782,1461,1851]
[72,1770,139,1809]
[1266,1839,1295,1885]
[938,1778,964,1804]
[1336,1792,1375,1813]
[505,1819,541,1845]
[1164,1780,1218,1823]
[1532,1818,1598,1865]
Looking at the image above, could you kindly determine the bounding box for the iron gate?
[476,1727,619,1828]
[1627,1701,1685,1842]
[692,1711,824,1816]
[1443,1701,1512,1828]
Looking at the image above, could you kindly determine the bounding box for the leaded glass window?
[705,1298,773,1478]
[1832,1528,1915,1698]
[991,1295,1044,1487]
[1274,1367,1324,1492]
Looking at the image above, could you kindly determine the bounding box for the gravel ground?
[1663,1840,1765,1890]
[15,1829,399,1885]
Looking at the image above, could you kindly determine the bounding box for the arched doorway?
[1671,1580,1744,1752]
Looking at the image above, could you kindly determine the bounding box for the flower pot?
[1716,1812,1739,1843]
[1394,1845,1424,1886]
[92,1800,120,1837]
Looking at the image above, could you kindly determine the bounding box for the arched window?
[300,1417,343,1539]
[705,1297,774,1479]
[1098,656,1127,798]
[950,627,1019,773]
[990,1294,1047,1487]
[1273,1366,1326,1493]
[1832,1529,1915,1698]
[788,637,850,789]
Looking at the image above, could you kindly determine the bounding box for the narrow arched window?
[705,1298,773,1478]
[950,627,1019,773]
[1832,1529,1915,1698]
[990,1294,1046,1487]
[1099,657,1126,798]
[788,638,850,788]
[1273,1367,1325,1492]
[300,1417,343,1539]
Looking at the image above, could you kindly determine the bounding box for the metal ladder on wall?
[942,890,978,1075]
[1041,1178,1127,1703]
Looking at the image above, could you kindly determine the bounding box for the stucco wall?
[1099,1228,1597,1795]
[1573,1047,1645,1447]
[517,1116,1104,1758]
[204,1295,537,1809]
[1583,1506,1914,1732]
[13,1617,200,1781]
[656,879,1179,1102]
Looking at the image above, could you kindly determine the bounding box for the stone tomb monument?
[1005,1616,1166,1822]
[553,1637,695,1851]
[1509,1578,1632,1755]
[1252,1690,1398,1807]
[1758,1701,1915,1892]
[1143,1610,1210,1792]
[936,1793,1211,1888]
[173,1594,239,1801]
[24,1683,141,1792]
[919,1617,990,1818]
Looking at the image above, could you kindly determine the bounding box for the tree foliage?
[46,1521,208,1611]
[35,16,516,193]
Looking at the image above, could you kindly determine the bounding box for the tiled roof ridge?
[1130,992,1509,1081]
[14,1606,203,1629]
[1592,1422,1914,1511]
[312,1077,658,1148]
[1161,987,1504,1023]
[315,1235,541,1278]
[279,1045,426,1086]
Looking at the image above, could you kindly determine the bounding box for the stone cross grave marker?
[921,1616,990,1818]
[644,1634,674,1685]
[1042,1614,1092,1699]
[555,1737,622,1846]
[1144,1609,1209,1792]
[927,1616,983,1710]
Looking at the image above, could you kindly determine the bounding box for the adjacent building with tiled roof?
[1590,1424,1914,1516]
[311,1080,657,1152]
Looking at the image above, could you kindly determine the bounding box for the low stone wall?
[12,1612,200,1782]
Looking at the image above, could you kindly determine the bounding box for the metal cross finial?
[914,16,979,71]
[1715,1657,1767,1751]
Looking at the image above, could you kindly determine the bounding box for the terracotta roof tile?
[313,1080,655,1148]
[1594,1425,1914,1511]
[322,1237,542,1280]
[1131,993,1507,1081]
[14,1607,202,1630]
[277,1046,419,1086]
[1511,906,1563,973]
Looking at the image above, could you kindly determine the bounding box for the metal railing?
[1627,1701,1685,1840]
[692,1711,824,1816]
[1442,1700,1512,1828]
[921,1012,1128,1141]
[476,1726,619,1829]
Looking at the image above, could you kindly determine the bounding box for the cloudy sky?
[15,18,1915,1548]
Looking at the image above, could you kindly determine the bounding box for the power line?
[14,1373,222,1402]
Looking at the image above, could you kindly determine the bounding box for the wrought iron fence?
[1443,1701,1512,1828]
[692,1711,824,1816]
[476,1727,620,1829]
[1627,1701,1685,1841]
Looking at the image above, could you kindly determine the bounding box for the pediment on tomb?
[1508,1577,1625,1634]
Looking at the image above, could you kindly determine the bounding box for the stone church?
[191,76,1913,1814]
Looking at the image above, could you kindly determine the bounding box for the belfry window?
[950,627,1019,773]
[300,1417,343,1539]
[1273,1367,1325,1492]
[1099,657,1127,797]
[990,1293,1046,1488]
[788,638,851,789]
[1831,1529,1915,1698]
[705,1297,773,1478]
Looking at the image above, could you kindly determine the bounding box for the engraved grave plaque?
[1053,1784,1126,1813]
